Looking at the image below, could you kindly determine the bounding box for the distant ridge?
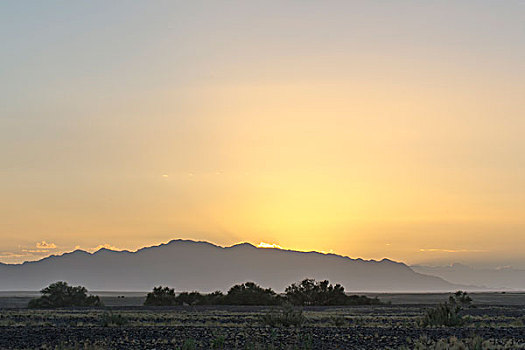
[0,239,466,292]
[412,263,525,291]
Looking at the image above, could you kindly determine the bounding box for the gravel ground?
[1,325,525,349]
[0,303,524,349]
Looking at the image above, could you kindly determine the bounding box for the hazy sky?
[1,1,524,267]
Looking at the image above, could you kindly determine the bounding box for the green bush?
[285,279,381,306]
[450,290,473,308]
[346,294,382,305]
[420,302,464,327]
[144,287,225,306]
[144,280,381,306]
[420,291,473,327]
[176,291,224,305]
[145,282,280,306]
[28,281,102,308]
[221,282,280,306]
[144,286,177,306]
[261,303,306,327]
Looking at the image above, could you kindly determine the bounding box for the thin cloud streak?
[419,248,488,253]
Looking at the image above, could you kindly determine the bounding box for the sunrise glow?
[1,1,524,269]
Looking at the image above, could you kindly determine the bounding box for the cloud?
[36,241,57,249]
[419,248,488,253]
[0,241,60,262]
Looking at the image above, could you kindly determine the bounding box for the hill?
[0,240,463,292]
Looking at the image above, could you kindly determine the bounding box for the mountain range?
[0,239,466,292]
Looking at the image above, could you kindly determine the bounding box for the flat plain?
[0,292,524,349]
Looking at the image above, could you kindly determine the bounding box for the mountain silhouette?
[0,239,464,292]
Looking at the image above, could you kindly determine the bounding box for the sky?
[1,1,524,268]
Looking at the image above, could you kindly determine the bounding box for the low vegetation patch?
[421,302,465,327]
[261,303,306,327]
[421,291,473,327]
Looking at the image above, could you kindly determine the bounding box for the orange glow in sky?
[1,1,524,268]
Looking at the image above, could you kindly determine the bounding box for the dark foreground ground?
[0,293,524,349]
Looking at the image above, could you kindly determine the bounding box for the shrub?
[285,279,380,306]
[173,282,280,306]
[221,282,280,305]
[175,291,224,305]
[175,291,205,305]
[346,294,382,305]
[28,281,102,308]
[204,291,226,305]
[421,291,473,327]
[450,290,473,308]
[144,286,177,306]
[261,303,306,327]
[144,280,381,307]
[420,302,464,327]
[145,287,226,306]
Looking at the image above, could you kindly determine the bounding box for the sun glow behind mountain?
[257,242,284,250]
